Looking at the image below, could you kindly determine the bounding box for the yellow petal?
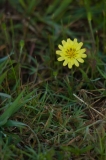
[69,58,74,65]
[80,53,87,58]
[68,62,72,69]
[67,38,72,43]
[79,48,86,54]
[63,60,68,66]
[74,59,79,67]
[62,40,66,45]
[77,58,84,63]
[56,50,62,55]
[58,45,63,50]
[76,42,83,50]
[58,57,64,61]
[74,38,77,43]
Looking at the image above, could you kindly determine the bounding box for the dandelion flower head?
[56,38,87,69]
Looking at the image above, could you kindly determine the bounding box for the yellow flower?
[56,38,87,69]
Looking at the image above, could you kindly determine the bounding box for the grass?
[0,0,106,159]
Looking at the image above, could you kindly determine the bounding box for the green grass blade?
[0,90,24,126]
[4,120,27,128]
[0,93,11,99]
[52,0,73,19]
[0,71,7,85]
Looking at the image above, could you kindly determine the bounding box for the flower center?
[65,48,76,59]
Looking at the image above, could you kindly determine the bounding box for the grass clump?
[0,0,106,159]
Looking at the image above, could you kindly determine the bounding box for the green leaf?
[4,120,27,128]
[0,92,11,99]
[0,90,24,126]
[0,89,36,127]
[0,117,8,126]
[97,67,106,79]
[52,0,73,19]
[0,51,14,63]
[0,71,7,85]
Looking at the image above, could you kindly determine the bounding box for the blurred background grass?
[0,0,106,160]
